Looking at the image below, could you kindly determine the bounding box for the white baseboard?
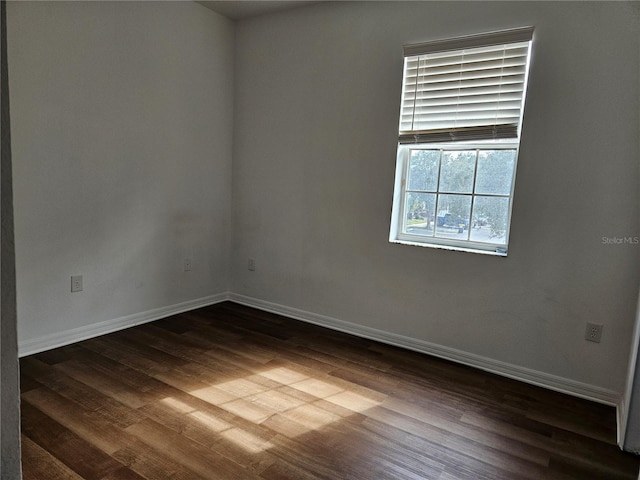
[229,293,621,407]
[19,290,622,409]
[18,292,231,357]
[618,393,627,449]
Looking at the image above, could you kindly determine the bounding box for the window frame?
[389,27,533,256]
[391,141,520,256]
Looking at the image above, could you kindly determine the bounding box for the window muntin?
[390,28,533,255]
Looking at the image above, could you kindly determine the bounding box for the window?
[389,27,534,256]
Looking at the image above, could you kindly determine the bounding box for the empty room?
[2,1,640,479]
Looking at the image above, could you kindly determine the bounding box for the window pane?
[435,194,471,240]
[470,196,510,244]
[475,150,516,195]
[403,193,436,237]
[439,151,476,193]
[407,150,439,191]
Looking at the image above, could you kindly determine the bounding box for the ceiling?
[197,1,321,20]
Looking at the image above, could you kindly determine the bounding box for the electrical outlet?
[248,258,255,271]
[71,275,83,292]
[585,322,603,343]
[183,258,192,272]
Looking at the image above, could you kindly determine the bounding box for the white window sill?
[389,238,508,257]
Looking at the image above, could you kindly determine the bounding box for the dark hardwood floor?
[20,302,640,479]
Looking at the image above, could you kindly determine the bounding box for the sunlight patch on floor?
[161,366,384,454]
[220,427,273,454]
[259,366,309,385]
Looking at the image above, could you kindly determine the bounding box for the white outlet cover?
[585,322,603,343]
[71,275,83,292]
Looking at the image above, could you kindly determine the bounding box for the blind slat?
[402,107,523,121]
[398,124,519,144]
[403,84,524,100]
[404,92,524,107]
[409,72,527,91]
[405,65,528,82]
[405,46,529,70]
[401,116,521,131]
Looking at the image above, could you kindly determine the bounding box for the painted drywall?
[1,0,22,476]
[6,0,639,405]
[232,1,640,395]
[8,1,234,348]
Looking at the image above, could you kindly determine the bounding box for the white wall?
[232,1,640,398]
[8,1,234,352]
[7,0,640,404]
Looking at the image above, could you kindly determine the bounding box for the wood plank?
[81,334,186,376]
[96,467,148,480]
[22,387,137,456]
[125,418,266,479]
[22,362,146,428]
[21,402,124,480]
[259,457,326,480]
[112,437,210,480]
[72,345,168,393]
[21,435,84,480]
[53,359,160,409]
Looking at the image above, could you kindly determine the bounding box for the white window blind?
[399,27,534,144]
